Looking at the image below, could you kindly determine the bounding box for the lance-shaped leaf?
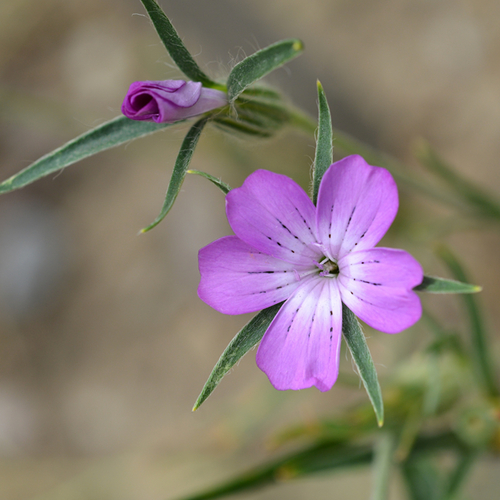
[437,246,499,398]
[402,456,443,500]
[414,275,482,294]
[0,116,175,194]
[176,432,462,500]
[193,303,282,411]
[227,39,304,102]
[141,117,208,232]
[312,81,332,205]
[187,169,231,195]
[342,305,384,427]
[139,0,221,89]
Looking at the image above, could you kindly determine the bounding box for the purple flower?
[121,80,227,123]
[198,155,423,392]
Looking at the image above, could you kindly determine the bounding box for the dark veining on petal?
[328,204,334,238]
[294,207,315,239]
[349,291,377,307]
[345,206,356,232]
[357,279,382,286]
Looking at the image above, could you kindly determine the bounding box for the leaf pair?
[192,83,482,428]
[0,0,303,231]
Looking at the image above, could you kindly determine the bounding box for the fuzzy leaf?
[342,305,384,427]
[141,117,207,232]
[139,0,221,89]
[312,81,333,205]
[0,116,175,194]
[187,170,231,194]
[193,303,282,411]
[227,39,303,102]
[414,275,482,294]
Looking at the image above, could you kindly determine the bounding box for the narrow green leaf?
[443,451,477,500]
[141,117,207,232]
[312,81,333,205]
[139,0,221,89]
[370,433,396,500]
[186,170,231,194]
[437,246,499,397]
[0,116,176,194]
[193,303,282,411]
[414,275,481,294]
[342,305,384,426]
[177,441,373,500]
[402,456,443,500]
[176,432,462,500]
[212,116,275,138]
[227,39,304,102]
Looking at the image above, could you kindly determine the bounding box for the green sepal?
[186,169,231,195]
[139,0,222,89]
[0,116,176,194]
[141,117,208,232]
[212,117,275,138]
[414,275,482,294]
[342,305,384,427]
[312,81,333,205]
[193,303,282,411]
[226,39,304,102]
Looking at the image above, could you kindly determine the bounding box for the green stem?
[370,433,396,500]
[438,246,499,398]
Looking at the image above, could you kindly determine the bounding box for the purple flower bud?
[121,80,227,123]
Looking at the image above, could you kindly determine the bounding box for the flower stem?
[370,433,396,500]
[438,246,499,398]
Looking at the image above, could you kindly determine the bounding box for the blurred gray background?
[0,0,499,498]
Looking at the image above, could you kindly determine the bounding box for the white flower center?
[317,257,339,278]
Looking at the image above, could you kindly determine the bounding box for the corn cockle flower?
[198,155,423,392]
[121,80,227,123]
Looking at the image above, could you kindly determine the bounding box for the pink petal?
[316,155,398,261]
[122,80,226,123]
[226,170,322,266]
[338,248,423,333]
[198,236,315,315]
[256,277,342,391]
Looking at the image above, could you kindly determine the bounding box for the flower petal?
[226,170,322,266]
[198,236,315,315]
[256,277,342,391]
[316,155,398,260]
[122,80,227,123]
[338,248,423,333]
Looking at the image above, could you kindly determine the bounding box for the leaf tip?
[377,415,384,428]
[292,39,304,52]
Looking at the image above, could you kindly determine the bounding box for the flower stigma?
[317,257,339,277]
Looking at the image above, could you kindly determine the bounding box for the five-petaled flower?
[198,155,423,392]
[122,79,227,123]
